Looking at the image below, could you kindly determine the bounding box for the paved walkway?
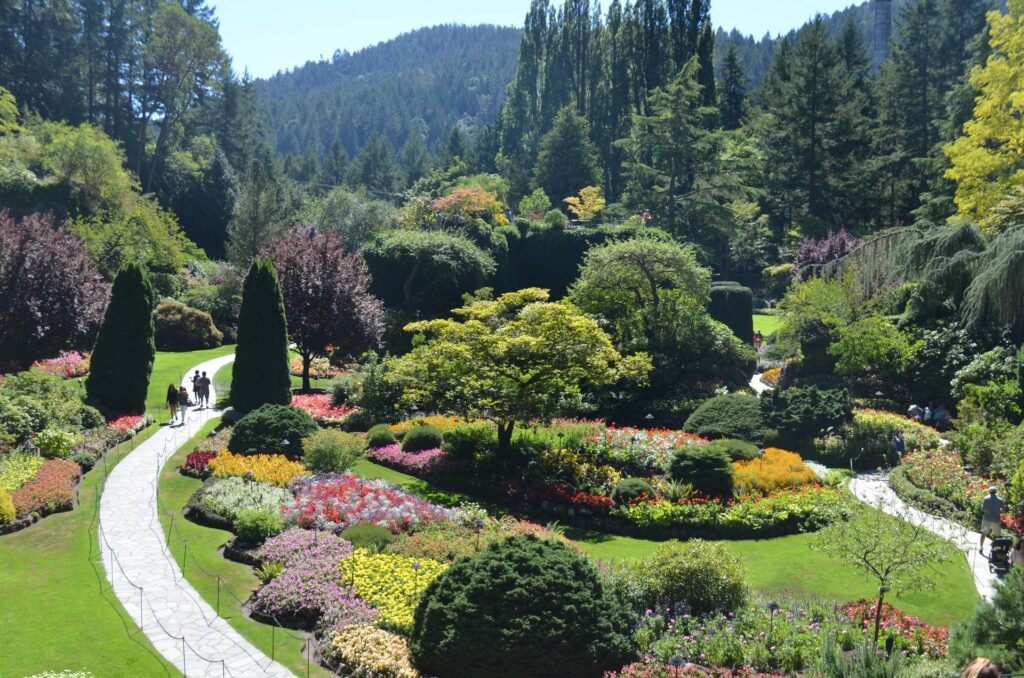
[99,353,295,677]
[749,373,773,395]
[849,471,998,601]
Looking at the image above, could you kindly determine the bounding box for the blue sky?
[212,1,858,78]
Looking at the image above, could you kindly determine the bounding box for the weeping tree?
[962,225,1024,342]
[230,258,291,413]
[86,263,156,414]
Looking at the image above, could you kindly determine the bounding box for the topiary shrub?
[302,429,363,473]
[340,523,395,551]
[410,535,633,678]
[761,386,852,453]
[234,508,285,546]
[684,393,764,442]
[401,424,443,452]
[366,424,397,449]
[708,282,754,343]
[153,300,224,351]
[228,404,317,460]
[670,446,734,498]
[0,487,15,524]
[707,438,761,461]
[611,478,655,506]
[230,258,291,414]
[623,539,748,616]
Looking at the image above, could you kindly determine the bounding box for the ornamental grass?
[732,448,817,495]
[209,449,307,487]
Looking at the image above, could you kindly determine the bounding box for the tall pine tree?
[230,258,291,414]
[719,43,747,130]
[86,262,156,414]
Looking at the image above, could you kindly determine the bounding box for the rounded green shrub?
[340,523,395,551]
[153,300,224,351]
[707,438,761,461]
[70,451,97,472]
[36,427,76,458]
[302,429,363,473]
[624,539,748,616]
[684,393,764,442]
[670,446,734,498]
[228,404,317,460]
[611,477,655,506]
[329,375,356,406]
[410,535,633,678]
[442,423,497,461]
[401,424,443,452]
[366,424,397,449]
[77,404,105,429]
[235,508,285,545]
[0,487,15,524]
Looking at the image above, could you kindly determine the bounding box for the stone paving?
[849,471,998,601]
[98,354,295,677]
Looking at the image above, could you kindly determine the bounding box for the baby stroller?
[989,536,1013,575]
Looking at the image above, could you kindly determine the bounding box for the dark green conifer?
[86,262,156,414]
[230,258,291,413]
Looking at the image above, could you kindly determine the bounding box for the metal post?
[182,541,188,577]
[182,637,187,677]
[216,577,221,615]
[139,588,144,630]
[271,624,276,661]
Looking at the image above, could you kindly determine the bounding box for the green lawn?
[158,420,329,678]
[353,459,979,628]
[149,345,236,420]
[0,425,180,678]
[210,350,328,408]
[753,312,781,337]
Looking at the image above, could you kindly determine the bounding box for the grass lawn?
[211,350,329,407]
[158,420,330,678]
[0,425,179,678]
[353,459,979,628]
[149,345,236,420]
[753,312,781,337]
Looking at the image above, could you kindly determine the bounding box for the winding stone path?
[849,471,998,601]
[749,373,773,395]
[99,353,295,677]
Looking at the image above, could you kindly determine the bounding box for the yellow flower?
[208,450,307,487]
[340,549,447,633]
[329,624,419,678]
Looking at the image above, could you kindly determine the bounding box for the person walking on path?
[191,369,202,405]
[980,487,1005,554]
[198,371,211,408]
[165,384,179,425]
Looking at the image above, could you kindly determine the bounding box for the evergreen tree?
[719,43,747,130]
[227,158,283,265]
[400,132,431,185]
[318,139,349,187]
[348,132,401,199]
[86,262,156,414]
[230,258,291,414]
[696,23,717,109]
[534,105,602,206]
[442,125,469,167]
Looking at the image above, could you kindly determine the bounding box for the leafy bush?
[670,446,734,498]
[340,523,395,551]
[208,450,307,487]
[611,477,655,505]
[441,422,497,461]
[330,375,357,406]
[707,438,761,461]
[234,508,285,545]
[685,394,764,442]
[814,409,941,470]
[811,639,904,678]
[228,404,317,460]
[0,486,15,523]
[366,424,397,449]
[544,208,569,229]
[153,300,223,351]
[624,539,748,616]
[949,568,1024,671]
[35,427,76,459]
[410,535,634,678]
[732,448,817,494]
[761,386,852,451]
[302,429,363,473]
[351,352,408,424]
[401,424,443,453]
[196,477,292,523]
[70,451,96,472]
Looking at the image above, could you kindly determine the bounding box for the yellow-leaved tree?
[564,185,606,222]
[946,0,1024,235]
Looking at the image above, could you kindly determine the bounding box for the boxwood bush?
[410,535,633,678]
[611,478,655,506]
[401,424,443,452]
[228,404,317,460]
[234,507,285,546]
[366,424,397,449]
[684,393,764,442]
[707,438,761,461]
[670,446,734,498]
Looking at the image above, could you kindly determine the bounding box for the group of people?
[164,370,211,425]
[906,402,951,431]
[752,330,766,353]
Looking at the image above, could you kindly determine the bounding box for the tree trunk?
[497,421,515,455]
[872,591,886,645]
[301,352,312,392]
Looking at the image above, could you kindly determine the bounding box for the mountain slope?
[255,24,521,161]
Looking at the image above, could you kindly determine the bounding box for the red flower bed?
[840,600,948,658]
[291,393,356,422]
[607,662,783,678]
[106,414,146,434]
[517,481,613,511]
[11,458,81,518]
[182,450,217,477]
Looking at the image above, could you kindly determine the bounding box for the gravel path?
[98,353,295,677]
[849,471,998,601]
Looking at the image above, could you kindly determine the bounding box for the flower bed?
[732,448,817,494]
[839,600,947,658]
[366,445,452,476]
[195,477,293,523]
[209,450,307,487]
[759,367,781,388]
[583,426,706,475]
[291,393,356,424]
[519,481,614,511]
[290,356,346,380]
[105,414,147,435]
[339,549,447,633]
[181,450,217,479]
[386,514,574,562]
[284,474,456,533]
[10,458,80,518]
[0,453,45,492]
[608,662,784,678]
[814,409,942,470]
[899,448,995,519]
[325,624,419,678]
[32,351,90,379]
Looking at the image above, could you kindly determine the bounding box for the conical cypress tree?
[86,262,156,414]
[231,258,291,413]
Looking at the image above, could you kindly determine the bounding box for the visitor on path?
[641,209,652,224]
[198,371,211,408]
[165,384,179,425]
[1015,534,1024,568]
[191,370,202,404]
[961,658,999,678]
[893,431,906,456]
[753,332,761,351]
[923,404,933,423]
[178,386,190,416]
[980,487,1005,554]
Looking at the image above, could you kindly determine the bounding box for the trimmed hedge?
[228,405,317,460]
[708,282,754,343]
[611,478,655,505]
[401,424,443,452]
[366,424,397,449]
[231,258,291,414]
[153,300,223,351]
[684,393,765,442]
[707,438,761,461]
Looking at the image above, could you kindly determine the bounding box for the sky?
[212,0,858,79]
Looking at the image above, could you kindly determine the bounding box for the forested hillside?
[255,25,521,166]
